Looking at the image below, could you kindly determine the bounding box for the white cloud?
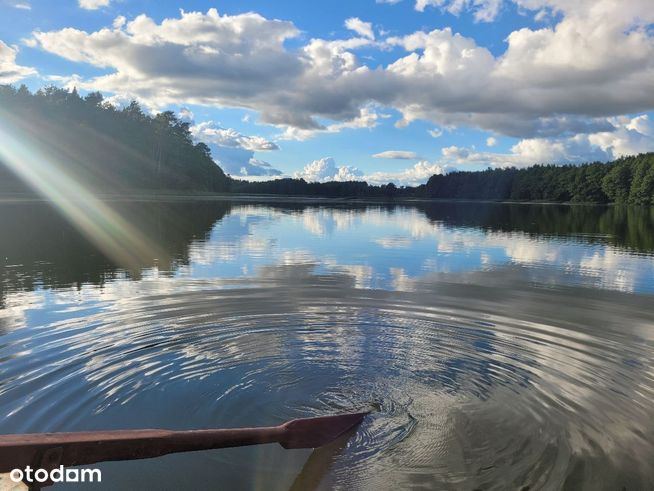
[625,114,653,136]
[386,0,654,137]
[588,115,654,158]
[44,73,84,90]
[280,106,384,141]
[415,0,502,22]
[191,121,279,152]
[112,15,126,29]
[486,136,497,147]
[442,145,470,159]
[436,114,654,167]
[534,116,654,163]
[102,92,135,109]
[294,157,363,182]
[437,140,596,168]
[364,161,454,186]
[32,9,306,120]
[344,17,375,40]
[510,137,603,164]
[177,107,194,123]
[428,128,444,138]
[27,2,654,153]
[13,2,31,10]
[301,36,372,79]
[293,157,455,186]
[209,145,283,177]
[78,0,111,9]
[373,150,421,160]
[0,40,36,83]
[21,37,37,48]
[190,121,282,177]
[382,21,651,137]
[236,158,283,177]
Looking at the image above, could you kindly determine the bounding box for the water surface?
[0,200,653,490]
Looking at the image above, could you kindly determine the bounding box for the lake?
[0,199,653,490]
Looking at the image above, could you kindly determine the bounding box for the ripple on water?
[0,270,653,489]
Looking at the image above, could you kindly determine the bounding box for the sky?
[1,0,653,185]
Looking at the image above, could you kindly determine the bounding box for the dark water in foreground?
[0,200,653,490]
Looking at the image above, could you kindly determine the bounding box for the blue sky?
[1,0,653,184]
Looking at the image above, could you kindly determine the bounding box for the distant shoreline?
[0,191,619,207]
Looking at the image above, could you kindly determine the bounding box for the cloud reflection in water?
[0,201,652,489]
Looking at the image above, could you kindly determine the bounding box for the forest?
[1,85,653,204]
[0,84,229,193]
[233,154,654,204]
[422,154,654,205]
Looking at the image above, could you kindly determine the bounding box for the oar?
[0,412,368,473]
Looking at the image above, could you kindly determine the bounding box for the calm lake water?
[0,199,653,490]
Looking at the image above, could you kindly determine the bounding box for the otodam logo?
[10,465,102,484]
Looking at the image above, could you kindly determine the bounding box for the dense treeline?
[0,85,229,193]
[425,155,654,204]
[230,178,402,198]
[1,85,653,204]
[232,154,654,204]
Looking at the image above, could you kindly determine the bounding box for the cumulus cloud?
[280,106,384,140]
[294,157,363,182]
[588,115,654,158]
[364,161,454,186]
[235,157,283,177]
[207,145,283,177]
[438,114,654,168]
[112,15,126,29]
[190,121,282,177]
[438,141,596,168]
[27,2,654,149]
[79,0,111,9]
[31,9,305,117]
[383,13,654,137]
[415,0,502,22]
[294,157,454,186]
[191,121,279,151]
[177,107,194,123]
[45,73,85,91]
[373,150,421,160]
[0,40,36,83]
[345,17,375,40]
[428,128,444,138]
[486,137,497,147]
[442,145,470,160]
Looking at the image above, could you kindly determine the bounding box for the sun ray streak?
[0,109,166,272]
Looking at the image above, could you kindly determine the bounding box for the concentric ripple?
[0,265,652,490]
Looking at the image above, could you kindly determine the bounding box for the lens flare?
[0,108,165,272]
